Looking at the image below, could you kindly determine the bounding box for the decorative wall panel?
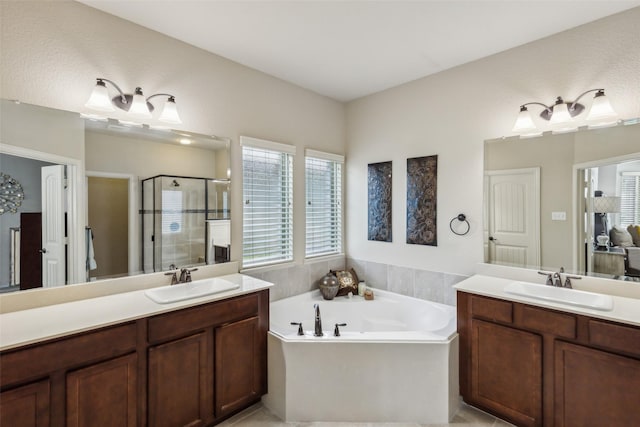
[406,155,438,246]
[368,161,392,242]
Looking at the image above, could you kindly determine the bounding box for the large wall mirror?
[0,99,231,293]
[484,121,640,282]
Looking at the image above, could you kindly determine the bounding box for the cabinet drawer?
[519,305,576,339]
[588,320,640,357]
[471,295,513,324]
[148,293,259,343]
[0,323,137,387]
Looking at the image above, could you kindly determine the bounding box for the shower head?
[171,179,180,187]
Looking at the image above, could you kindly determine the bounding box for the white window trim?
[240,135,296,155]
[241,137,295,268]
[304,148,344,163]
[304,149,344,259]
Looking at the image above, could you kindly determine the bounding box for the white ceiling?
[79,1,640,102]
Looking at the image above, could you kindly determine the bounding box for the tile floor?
[217,402,515,427]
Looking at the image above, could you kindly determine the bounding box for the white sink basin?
[145,277,240,304]
[504,281,613,311]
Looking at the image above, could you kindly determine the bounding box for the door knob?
[488,236,498,242]
[39,248,47,253]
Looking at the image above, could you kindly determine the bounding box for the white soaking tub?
[262,289,459,423]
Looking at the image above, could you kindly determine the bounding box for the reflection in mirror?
[140,175,230,274]
[85,119,231,282]
[484,121,640,282]
[0,99,231,293]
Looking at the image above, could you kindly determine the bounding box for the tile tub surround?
[347,258,468,306]
[243,256,346,301]
[244,256,467,306]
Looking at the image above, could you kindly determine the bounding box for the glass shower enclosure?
[142,175,230,273]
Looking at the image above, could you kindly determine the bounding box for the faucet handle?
[538,271,554,286]
[290,322,304,336]
[164,271,178,285]
[564,275,581,289]
[334,323,347,337]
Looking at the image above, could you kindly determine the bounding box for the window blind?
[161,190,182,234]
[305,151,343,258]
[620,172,640,226]
[242,143,294,267]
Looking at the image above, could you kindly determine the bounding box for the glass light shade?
[158,98,182,124]
[549,102,573,124]
[550,102,577,133]
[85,83,115,112]
[586,92,617,127]
[128,92,152,119]
[512,108,538,134]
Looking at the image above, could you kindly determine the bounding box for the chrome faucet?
[313,304,323,337]
[538,267,581,289]
[179,267,198,283]
[552,272,562,287]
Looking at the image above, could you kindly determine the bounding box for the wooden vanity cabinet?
[0,322,138,427]
[145,289,269,427]
[458,291,640,427]
[215,316,263,417]
[0,289,269,427]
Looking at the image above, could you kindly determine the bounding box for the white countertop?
[0,274,273,352]
[454,275,640,327]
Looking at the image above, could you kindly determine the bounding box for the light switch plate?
[551,211,567,221]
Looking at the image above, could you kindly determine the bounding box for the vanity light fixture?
[512,89,618,137]
[85,78,182,125]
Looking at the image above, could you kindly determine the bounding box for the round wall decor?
[0,172,25,214]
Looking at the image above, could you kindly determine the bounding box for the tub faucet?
[313,304,323,337]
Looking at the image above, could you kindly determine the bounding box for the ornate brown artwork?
[406,155,438,246]
[368,161,392,242]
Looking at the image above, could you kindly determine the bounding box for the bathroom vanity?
[0,274,271,427]
[456,275,640,427]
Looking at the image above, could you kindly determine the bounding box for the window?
[241,137,294,268]
[161,190,182,234]
[305,149,344,258]
[620,172,640,226]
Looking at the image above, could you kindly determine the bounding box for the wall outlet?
[551,211,567,221]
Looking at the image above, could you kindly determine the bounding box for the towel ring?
[449,213,470,236]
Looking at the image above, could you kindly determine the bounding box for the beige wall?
[0,100,84,160]
[85,131,217,179]
[87,177,128,279]
[346,7,640,276]
[0,1,346,266]
[485,133,575,270]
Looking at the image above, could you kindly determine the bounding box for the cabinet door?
[555,341,640,427]
[148,332,212,427]
[0,379,50,427]
[471,320,542,427]
[66,353,137,427]
[215,316,262,417]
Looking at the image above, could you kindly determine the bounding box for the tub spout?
[314,303,323,337]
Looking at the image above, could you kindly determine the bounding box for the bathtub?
[262,289,459,423]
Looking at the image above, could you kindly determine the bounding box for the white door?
[41,165,66,287]
[583,168,596,274]
[486,168,540,268]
